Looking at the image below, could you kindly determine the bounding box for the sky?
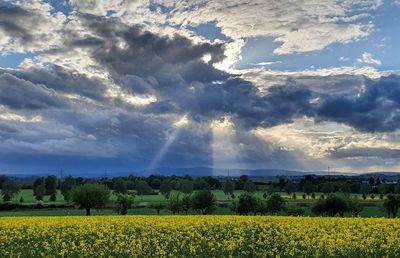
[1,0,400,175]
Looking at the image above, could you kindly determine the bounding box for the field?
[0,216,400,257]
[1,189,388,217]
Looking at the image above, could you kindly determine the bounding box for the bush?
[191,190,216,215]
[116,194,134,215]
[287,206,305,216]
[233,193,259,215]
[266,194,286,214]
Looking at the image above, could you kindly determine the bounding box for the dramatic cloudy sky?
[1,0,400,175]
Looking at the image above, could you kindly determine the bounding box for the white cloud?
[67,0,382,70]
[150,0,380,55]
[357,52,382,65]
[252,118,400,159]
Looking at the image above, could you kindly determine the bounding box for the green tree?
[284,181,296,195]
[19,196,24,203]
[233,192,258,215]
[116,194,134,215]
[136,180,153,196]
[303,181,314,196]
[1,180,20,202]
[181,195,192,215]
[60,177,76,201]
[191,190,216,215]
[113,178,127,194]
[45,175,57,195]
[266,194,286,214]
[33,177,44,196]
[223,180,235,196]
[71,183,110,216]
[312,194,349,217]
[34,183,46,201]
[160,180,172,199]
[347,198,363,217]
[49,193,57,203]
[244,180,256,193]
[167,193,182,214]
[179,179,194,194]
[383,194,400,218]
[321,182,334,194]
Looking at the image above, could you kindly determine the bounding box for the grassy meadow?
[0,189,388,217]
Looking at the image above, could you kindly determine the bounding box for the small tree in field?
[34,183,46,201]
[233,192,258,215]
[113,178,127,194]
[160,180,172,199]
[179,179,194,194]
[383,194,400,218]
[347,198,363,217]
[191,190,216,215]
[167,193,182,214]
[136,180,153,196]
[1,180,20,202]
[45,175,57,195]
[71,183,110,216]
[116,194,134,215]
[223,180,235,196]
[267,194,286,214]
[181,195,192,215]
[60,177,76,202]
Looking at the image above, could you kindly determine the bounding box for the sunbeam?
[211,116,239,175]
[148,115,189,170]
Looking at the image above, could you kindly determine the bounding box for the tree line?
[2,174,400,217]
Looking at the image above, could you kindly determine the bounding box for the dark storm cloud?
[0,73,67,109]
[60,14,227,89]
[316,75,400,132]
[1,65,109,101]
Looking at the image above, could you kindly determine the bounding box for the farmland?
[0,216,400,257]
[0,189,388,217]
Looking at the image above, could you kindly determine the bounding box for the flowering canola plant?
[0,216,399,257]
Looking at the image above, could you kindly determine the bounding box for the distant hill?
[143,167,354,177]
[3,167,398,178]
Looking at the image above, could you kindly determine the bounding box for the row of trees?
[149,190,217,215]
[2,174,400,202]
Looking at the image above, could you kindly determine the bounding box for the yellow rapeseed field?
[0,216,399,257]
